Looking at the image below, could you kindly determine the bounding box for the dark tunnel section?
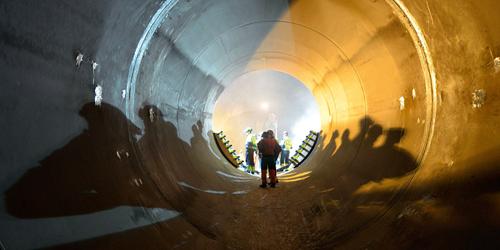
[4,102,241,242]
[2,0,500,249]
[5,103,229,218]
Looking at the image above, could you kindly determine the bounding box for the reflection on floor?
[0,204,179,249]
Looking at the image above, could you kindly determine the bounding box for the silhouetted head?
[79,102,108,123]
[267,130,274,138]
[244,127,253,135]
[385,128,405,146]
[139,105,163,124]
[138,105,179,137]
[79,102,140,135]
[332,130,340,139]
[366,124,383,145]
[341,129,350,143]
[262,131,269,138]
[192,120,204,135]
[359,116,375,130]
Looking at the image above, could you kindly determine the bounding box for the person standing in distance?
[257,130,281,188]
[244,127,257,174]
[280,131,293,167]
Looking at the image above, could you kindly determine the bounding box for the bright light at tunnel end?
[212,70,322,166]
[260,102,269,111]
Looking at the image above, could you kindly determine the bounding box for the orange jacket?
[258,138,282,157]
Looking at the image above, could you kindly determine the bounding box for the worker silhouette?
[137,105,228,239]
[350,124,417,186]
[4,102,161,218]
[350,124,384,183]
[371,128,416,181]
[4,102,236,243]
[257,130,281,188]
[136,105,194,211]
[311,116,417,199]
[189,119,234,190]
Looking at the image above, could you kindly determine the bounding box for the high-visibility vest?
[246,134,257,149]
[282,136,292,150]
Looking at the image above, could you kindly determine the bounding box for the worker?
[280,131,293,167]
[267,130,281,183]
[244,127,257,174]
[257,130,282,188]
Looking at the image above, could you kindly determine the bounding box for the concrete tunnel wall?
[1,0,500,249]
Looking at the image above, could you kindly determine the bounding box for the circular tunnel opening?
[7,0,480,248]
[212,70,321,174]
[5,0,500,248]
[124,0,435,245]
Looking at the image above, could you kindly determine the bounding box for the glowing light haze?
[213,70,321,155]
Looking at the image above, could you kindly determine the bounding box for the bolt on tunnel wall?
[1,0,500,249]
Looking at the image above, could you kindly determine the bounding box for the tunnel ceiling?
[132,0,431,159]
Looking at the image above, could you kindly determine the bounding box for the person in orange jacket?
[257,130,282,188]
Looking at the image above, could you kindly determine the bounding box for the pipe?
[1,0,499,249]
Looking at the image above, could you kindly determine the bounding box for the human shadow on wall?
[136,105,233,239]
[4,103,167,218]
[312,116,418,200]
[136,105,233,208]
[307,117,500,249]
[135,105,193,212]
[4,102,228,222]
[300,116,419,248]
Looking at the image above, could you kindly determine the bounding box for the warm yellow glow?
[278,171,312,180]
[214,0,432,189]
[232,0,417,149]
[279,176,311,183]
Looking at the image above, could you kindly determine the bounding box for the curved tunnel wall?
[1,0,500,249]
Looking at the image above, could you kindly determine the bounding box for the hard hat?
[244,127,253,133]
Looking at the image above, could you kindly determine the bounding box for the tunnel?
[1,0,500,249]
